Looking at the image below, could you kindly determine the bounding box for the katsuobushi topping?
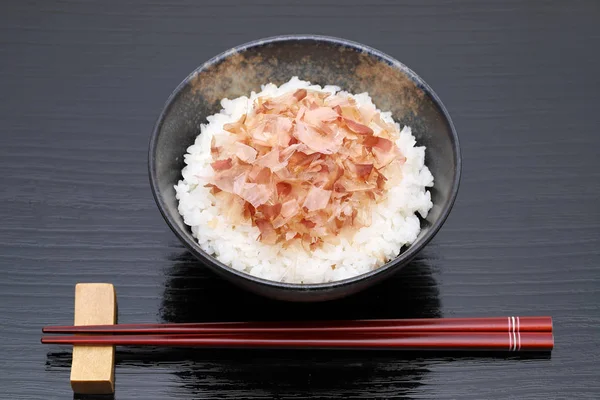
[207,88,406,250]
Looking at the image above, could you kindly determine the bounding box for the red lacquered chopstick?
[40,331,554,352]
[42,316,552,334]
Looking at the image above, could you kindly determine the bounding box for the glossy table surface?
[1,1,599,398]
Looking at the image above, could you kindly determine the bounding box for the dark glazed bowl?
[149,35,461,302]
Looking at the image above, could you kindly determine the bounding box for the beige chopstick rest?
[70,283,117,394]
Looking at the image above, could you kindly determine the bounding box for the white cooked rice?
[174,77,434,284]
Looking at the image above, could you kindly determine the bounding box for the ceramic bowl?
[149,34,461,302]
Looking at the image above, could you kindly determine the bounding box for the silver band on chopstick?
[508,316,521,351]
[512,316,516,351]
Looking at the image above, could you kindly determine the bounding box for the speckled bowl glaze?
[149,35,461,302]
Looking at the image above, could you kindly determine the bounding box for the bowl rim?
[148,34,462,292]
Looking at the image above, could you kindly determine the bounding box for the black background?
[1,1,599,399]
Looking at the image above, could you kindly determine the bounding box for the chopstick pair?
[41,316,554,352]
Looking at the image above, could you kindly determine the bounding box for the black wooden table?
[2,1,599,398]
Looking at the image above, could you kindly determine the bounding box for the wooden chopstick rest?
[70,283,117,395]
